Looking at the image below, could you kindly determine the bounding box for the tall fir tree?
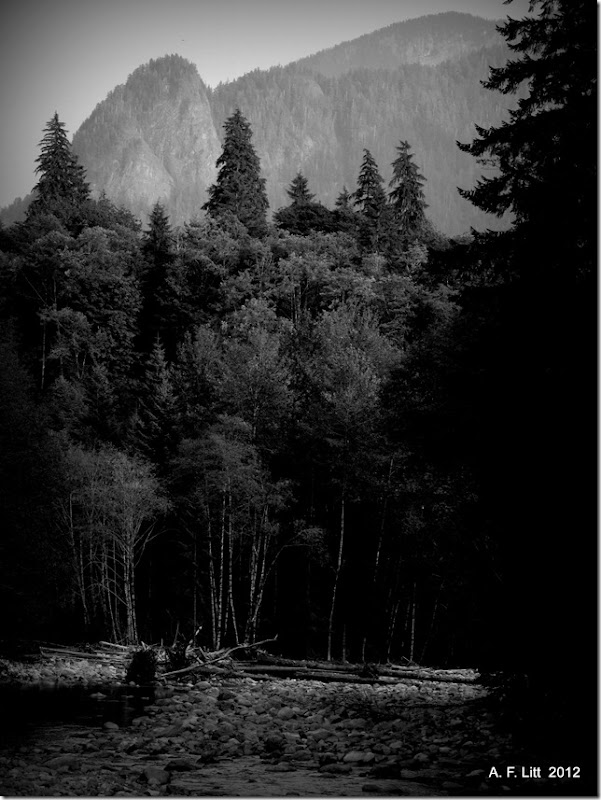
[388,140,428,246]
[139,203,178,357]
[203,109,269,237]
[353,149,387,251]
[28,113,89,220]
[457,0,596,273]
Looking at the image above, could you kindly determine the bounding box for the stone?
[277,706,296,720]
[264,734,286,753]
[319,763,353,775]
[103,721,120,731]
[142,766,171,785]
[166,757,199,771]
[343,750,367,763]
[45,754,80,770]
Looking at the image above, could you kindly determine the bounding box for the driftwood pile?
[37,638,478,686]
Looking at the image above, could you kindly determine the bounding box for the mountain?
[210,39,514,234]
[295,12,502,74]
[4,13,519,234]
[71,55,220,225]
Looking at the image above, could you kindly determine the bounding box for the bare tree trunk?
[409,581,417,663]
[420,579,444,664]
[40,320,46,391]
[206,515,218,650]
[227,504,239,645]
[217,488,227,649]
[123,546,138,645]
[327,493,345,662]
[386,597,401,663]
[66,492,89,628]
[192,529,197,642]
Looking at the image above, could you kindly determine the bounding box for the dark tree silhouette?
[28,113,89,219]
[353,149,387,251]
[388,140,428,245]
[203,109,269,237]
[274,173,335,235]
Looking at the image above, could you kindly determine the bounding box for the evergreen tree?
[353,150,386,251]
[139,203,179,356]
[142,202,174,266]
[274,173,334,235]
[335,187,353,212]
[457,0,595,272]
[332,186,358,234]
[28,113,89,220]
[286,173,315,205]
[388,140,428,245]
[203,109,269,237]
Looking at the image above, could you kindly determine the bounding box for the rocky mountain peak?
[72,55,220,226]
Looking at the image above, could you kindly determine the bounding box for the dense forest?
[0,0,596,768]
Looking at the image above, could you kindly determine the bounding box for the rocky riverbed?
[0,658,575,797]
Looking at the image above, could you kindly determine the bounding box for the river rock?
[142,766,171,784]
[45,754,80,770]
[319,763,352,775]
[343,750,367,763]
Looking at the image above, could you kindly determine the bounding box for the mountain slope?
[210,42,514,233]
[4,14,517,234]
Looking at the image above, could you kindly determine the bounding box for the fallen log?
[39,647,125,662]
[162,636,278,678]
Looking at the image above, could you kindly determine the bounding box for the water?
[0,682,155,742]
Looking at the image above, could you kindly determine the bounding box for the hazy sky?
[0,0,530,208]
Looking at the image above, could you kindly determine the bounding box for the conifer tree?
[388,140,428,245]
[140,203,177,356]
[286,173,315,205]
[353,150,386,251]
[28,112,89,219]
[274,173,333,235]
[457,0,595,271]
[335,187,353,212]
[203,109,268,237]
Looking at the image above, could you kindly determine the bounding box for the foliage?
[27,113,89,225]
[203,109,269,237]
[388,140,428,249]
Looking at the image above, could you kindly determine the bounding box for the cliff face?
[72,55,220,226]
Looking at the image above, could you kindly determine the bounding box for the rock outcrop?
[72,55,220,226]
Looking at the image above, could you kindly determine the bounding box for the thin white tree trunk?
[327,493,345,662]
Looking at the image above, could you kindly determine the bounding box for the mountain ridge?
[2,13,515,235]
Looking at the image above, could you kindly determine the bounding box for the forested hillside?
[294,12,502,74]
[210,41,514,233]
[0,0,596,775]
[2,13,518,234]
